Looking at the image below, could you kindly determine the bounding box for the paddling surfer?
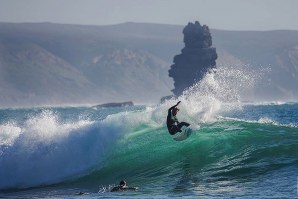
[167,101,190,135]
[110,180,137,192]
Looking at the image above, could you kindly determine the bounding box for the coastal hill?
[0,22,298,106]
[0,22,176,106]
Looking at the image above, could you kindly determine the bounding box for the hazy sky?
[0,0,297,30]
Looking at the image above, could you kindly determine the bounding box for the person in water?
[110,180,137,192]
[167,101,190,135]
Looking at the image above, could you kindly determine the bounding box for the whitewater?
[1,66,298,198]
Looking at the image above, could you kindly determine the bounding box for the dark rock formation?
[169,21,217,96]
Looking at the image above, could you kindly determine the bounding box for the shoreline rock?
[93,101,134,108]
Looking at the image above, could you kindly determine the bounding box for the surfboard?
[173,126,192,141]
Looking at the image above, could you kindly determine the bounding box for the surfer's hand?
[176,101,181,106]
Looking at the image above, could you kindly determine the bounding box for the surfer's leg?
[169,125,180,135]
[177,122,190,129]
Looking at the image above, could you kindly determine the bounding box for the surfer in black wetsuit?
[167,101,190,135]
[110,180,137,192]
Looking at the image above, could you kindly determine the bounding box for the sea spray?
[83,65,270,187]
[160,65,262,125]
[0,109,124,189]
[0,122,21,146]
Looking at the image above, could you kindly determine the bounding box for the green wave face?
[77,118,298,193]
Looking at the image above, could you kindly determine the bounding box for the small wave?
[217,116,298,128]
[241,101,298,106]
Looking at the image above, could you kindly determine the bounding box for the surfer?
[110,180,137,192]
[76,191,86,195]
[167,101,190,135]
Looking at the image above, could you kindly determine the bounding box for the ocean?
[1,68,298,198]
[0,102,297,198]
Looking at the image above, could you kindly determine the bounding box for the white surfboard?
[173,126,192,141]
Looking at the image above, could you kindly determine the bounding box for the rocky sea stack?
[169,21,218,96]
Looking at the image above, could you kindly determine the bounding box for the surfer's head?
[172,107,179,116]
[119,180,126,187]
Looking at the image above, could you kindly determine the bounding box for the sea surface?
[0,102,298,198]
[1,67,298,198]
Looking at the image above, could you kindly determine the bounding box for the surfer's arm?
[125,187,138,191]
[168,101,181,112]
[110,186,120,192]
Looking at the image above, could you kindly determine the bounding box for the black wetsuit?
[167,105,190,135]
[111,186,137,192]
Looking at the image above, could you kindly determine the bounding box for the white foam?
[0,122,22,146]
[258,117,276,124]
[218,115,298,128]
[0,110,123,189]
[22,110,93,144]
